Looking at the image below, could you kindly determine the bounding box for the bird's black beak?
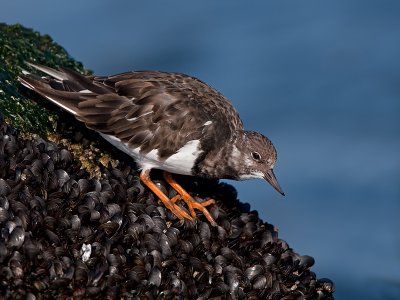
[264,169,285,196]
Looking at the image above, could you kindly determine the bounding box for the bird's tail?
[18,63,108,116]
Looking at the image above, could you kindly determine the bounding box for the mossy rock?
[0,23,88,135]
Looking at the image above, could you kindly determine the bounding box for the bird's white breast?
[100,133,202,175]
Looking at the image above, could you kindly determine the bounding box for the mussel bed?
[0,117,334,299]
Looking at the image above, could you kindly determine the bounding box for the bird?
[18,63,284,226]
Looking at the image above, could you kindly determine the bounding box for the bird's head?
[233,131,284,196]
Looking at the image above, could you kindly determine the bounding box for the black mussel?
[148,266,162,287]
[316,278,335,293]
[8,227,25,249]
[59,149,73,167]
[244,265,264,282]
[54,169,70,188]
[0,178,11,196]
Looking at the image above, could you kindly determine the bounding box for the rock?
[0,23,86,135]
[0,23,335,299]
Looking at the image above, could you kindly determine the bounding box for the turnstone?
[19,63,284,226]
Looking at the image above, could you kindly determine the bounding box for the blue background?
[2,1,400,299]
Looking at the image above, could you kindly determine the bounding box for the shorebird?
[19,63,284,226]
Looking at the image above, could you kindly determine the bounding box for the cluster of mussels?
[0,116,334,299]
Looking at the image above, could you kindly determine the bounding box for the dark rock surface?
[0,23,334,299]
[0,117,334,299]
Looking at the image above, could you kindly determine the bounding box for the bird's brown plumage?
[20,66,242,161]
[19,63,284,226]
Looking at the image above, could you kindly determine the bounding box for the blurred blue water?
[2,1,400,299]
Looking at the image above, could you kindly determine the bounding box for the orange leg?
[170,195,181,203]
[163,171,217,226]
[139,169,193,222]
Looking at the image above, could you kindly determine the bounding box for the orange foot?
[163,171,216,226]
[138,169,217,226]
[140,169,193,222]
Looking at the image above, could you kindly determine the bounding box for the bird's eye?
[251,151,262,161]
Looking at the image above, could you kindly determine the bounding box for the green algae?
[0,23,89,134]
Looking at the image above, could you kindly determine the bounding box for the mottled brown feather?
[19,67,243,160]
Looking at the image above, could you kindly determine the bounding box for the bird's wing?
[19,64,244,159]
